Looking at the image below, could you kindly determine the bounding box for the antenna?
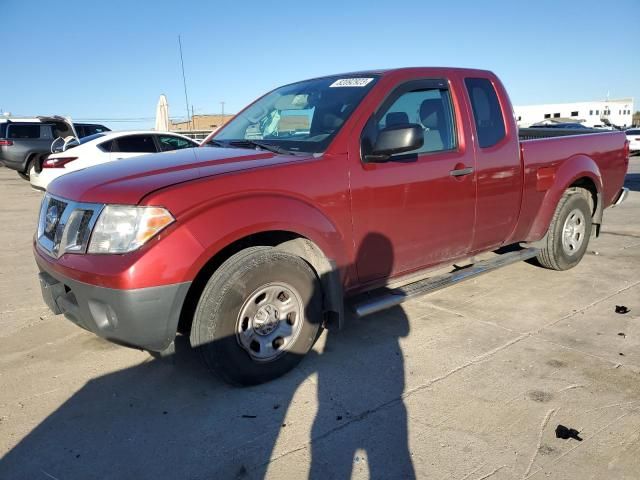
[178,35,192,131]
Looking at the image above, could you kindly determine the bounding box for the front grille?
[43,197,68,242]
[37,194,103,258]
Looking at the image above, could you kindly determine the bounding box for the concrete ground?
[0,160,639,480]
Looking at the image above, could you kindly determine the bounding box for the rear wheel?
[536,188,592,270]
[17,156,36,180]
[190,246,323,386]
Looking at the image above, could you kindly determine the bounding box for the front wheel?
[190,246,323,386]
[536,188,593,270]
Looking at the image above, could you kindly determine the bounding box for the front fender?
[525,154,602,241]
[179,192,351,282]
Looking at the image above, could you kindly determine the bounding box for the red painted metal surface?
[38,67,629,293]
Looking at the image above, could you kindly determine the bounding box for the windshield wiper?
[229,140,291,155]
[205,140,226,147]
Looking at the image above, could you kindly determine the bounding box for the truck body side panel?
[512,131,628,242]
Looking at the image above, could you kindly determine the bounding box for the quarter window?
[98,140,114,152]
[464,78,506,148]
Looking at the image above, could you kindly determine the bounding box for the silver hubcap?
[562,208,586,255]
[236,282,303,362]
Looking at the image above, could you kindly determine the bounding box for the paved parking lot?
[0,161,639,479]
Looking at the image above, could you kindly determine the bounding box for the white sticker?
[329,78,374,88]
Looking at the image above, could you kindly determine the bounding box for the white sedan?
[29,130,199,190]
[626,128,640,154]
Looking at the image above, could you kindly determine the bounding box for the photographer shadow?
[0,232,415,479]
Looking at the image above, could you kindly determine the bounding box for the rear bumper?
[612,187,629,207]
[37,253,191,352]
[29,167,60,190]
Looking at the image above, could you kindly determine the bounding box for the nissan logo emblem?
[45,205,59,234]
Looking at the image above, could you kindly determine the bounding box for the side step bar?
[351,247,539,318]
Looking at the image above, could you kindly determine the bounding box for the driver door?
[349,78,477,284]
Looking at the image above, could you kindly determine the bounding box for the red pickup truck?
[34,68,629,385]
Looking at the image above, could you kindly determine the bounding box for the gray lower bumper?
[38,267,191,352]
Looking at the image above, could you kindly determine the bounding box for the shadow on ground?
[0,311,415,479]
[0,233,416,480]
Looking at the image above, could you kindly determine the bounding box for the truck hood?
[47,147,305,204]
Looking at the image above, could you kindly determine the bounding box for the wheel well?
[177,231,334,336]
[569,177,598,216]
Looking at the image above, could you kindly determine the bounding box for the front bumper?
[37,257,191,352]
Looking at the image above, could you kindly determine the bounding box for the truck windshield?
[210,75,379,153]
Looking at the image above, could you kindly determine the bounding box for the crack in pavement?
[260,279,640,473]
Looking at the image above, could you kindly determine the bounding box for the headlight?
[87,205,174,254]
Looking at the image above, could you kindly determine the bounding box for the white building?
[514,98,634,128]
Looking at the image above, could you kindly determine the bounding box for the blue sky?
[1,0,638,131]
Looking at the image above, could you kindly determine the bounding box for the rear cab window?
[464,78,506,148]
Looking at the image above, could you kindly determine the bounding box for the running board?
[351,247,539,318]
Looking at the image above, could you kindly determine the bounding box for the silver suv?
[0,116,109,179]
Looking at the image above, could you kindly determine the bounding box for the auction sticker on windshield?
[330,78,374,87]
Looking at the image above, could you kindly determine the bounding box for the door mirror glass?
[365,124,423,162]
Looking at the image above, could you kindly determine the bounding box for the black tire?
[17,156,35,180]
[536,188,593,270]
[190,246,323,386]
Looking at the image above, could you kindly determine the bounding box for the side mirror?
[363,124,424,162]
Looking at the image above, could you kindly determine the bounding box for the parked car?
[0,117,109,178]
[625,128,640,153]
[29,131,198,191]
[34,67,629,386]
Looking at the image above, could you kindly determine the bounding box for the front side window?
[211,75,379,153]
[157,135,195,152]
[7,124,40,139]
[465,78,506,148]
[375,87,456,155]
[115,135,157,153]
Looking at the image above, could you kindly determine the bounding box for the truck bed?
[513,130,628,242]
[518,127,607,141]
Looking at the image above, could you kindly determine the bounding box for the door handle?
[449,167,473,177]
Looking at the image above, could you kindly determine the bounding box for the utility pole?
[220,101,225,123]
[178,35,193,131]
